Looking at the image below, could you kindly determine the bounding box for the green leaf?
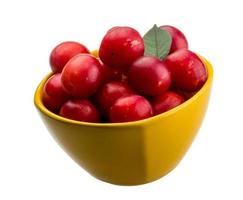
[143,24,172,60]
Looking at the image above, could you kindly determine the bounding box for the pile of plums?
[42,25,207,123]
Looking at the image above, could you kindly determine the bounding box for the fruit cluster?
[42,25,207,123]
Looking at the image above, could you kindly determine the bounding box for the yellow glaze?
[34,53,213,185]
[91,49,99,58]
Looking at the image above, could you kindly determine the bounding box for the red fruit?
[164,49,207,92]
[110,95,153,123]
[96,81,134,117]
[99,26,144,72]
[98,59,123,84]
[50,41,89,73]
[61,54,102,98]
[59,99,100,123]
[128,56,172,96]
[160,25,188,53]
[42,74,69,112]
[152,91,184,115]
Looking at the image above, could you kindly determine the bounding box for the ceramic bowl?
[34,54,213,185]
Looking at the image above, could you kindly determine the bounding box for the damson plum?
[99,26,144,72]
[152,91,184,115]
[42,74,69,112]
[50,41,89,73]
[109,95,153,123]
[164,49,207,92]
[160,25,188,53]
[128,56,171,96]
[60,99,100,123]
[61,54,102,98]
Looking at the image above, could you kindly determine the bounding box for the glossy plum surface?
[42,73,69,112]
[152,91,184,115]
[61,54,102,98]
[128,56,171,96]
[50,41,89,73]
[60,99,100,122]
[99,26,144,72]
[164,49,207,92]
[109,95,153,122]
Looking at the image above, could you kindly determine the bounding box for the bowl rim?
[34,54,213,128]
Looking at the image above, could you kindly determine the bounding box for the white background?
[0,0,242,199]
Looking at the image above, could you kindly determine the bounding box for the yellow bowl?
[34,55,213,185]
